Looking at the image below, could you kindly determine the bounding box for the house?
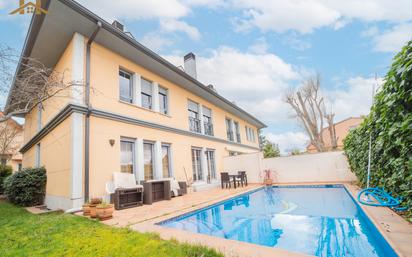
[0,112,23,171]
[306,117,363,153]
[4,0,265,211]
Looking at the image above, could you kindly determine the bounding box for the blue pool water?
[159,185,397,257]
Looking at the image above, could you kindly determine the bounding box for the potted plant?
[89,198,102,218]
[96,202,114,221]
[82,202,91,216]
[263,169,273,186]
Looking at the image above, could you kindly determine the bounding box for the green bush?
[3,167,47,206]
[344,40,412,211]
[0,165,13,194]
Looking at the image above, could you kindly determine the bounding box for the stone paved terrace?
[92,183,412,257]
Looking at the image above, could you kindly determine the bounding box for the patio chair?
[220,172,233,189]
[238,171,248,186]
[110,172,143,210]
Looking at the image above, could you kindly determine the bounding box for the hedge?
[344,40,412,211]
[3,167,47,206]
[0,165,13,194]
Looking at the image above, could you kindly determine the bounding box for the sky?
[1,0,411,153]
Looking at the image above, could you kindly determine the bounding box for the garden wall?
[223,151,356,184]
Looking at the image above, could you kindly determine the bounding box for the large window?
[144,142,154,180]
[119,70,133,103]
[162,144,171,178]
[226,118,234,141]
[141,78,153,109]
[203,106,213,136]
[234,121,241,143]
[120,140,134,173]
[188,100,201,133]
[245,126,256,142]
[191,148,202,181]
[159,86,168,115]
[206,150,216,181]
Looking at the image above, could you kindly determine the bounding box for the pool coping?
[129,183,412,257]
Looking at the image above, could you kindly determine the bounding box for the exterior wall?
[89,116,258,198]
[20,32,262,209]
[22,116,74,210]
[89,42,259,149]
[23,33,84,145]
[307,117,363,153]
[223,151,357,184]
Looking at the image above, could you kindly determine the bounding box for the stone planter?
[96,204,114,221]
[82,204,91,216]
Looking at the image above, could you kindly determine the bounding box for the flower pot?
[89,204,98,218]
[264,178,273,186]
[96,204,114,221]
[82,204,91,216]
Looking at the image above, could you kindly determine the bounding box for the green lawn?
[0,202,223,257]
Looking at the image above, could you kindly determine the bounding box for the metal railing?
[189,117,201,133]
[204,122,214,136]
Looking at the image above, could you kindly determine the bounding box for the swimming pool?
[159,185,398,257]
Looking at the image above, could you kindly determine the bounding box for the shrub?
[0,165,13,194]
[4,167,47,206]
[344,40,412,211]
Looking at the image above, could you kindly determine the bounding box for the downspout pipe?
[84,21,101,203]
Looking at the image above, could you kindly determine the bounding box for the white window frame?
[141,78,153,110]
[158,86,169,115]
[120,138,135,174]
[191,147,203,181]
[143,141,155,180]
[119,69,133,103]
[161,143,172,178]
[35,143,41,167]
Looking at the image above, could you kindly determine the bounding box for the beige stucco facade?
[19,32,263,210]
[307,117,363,153]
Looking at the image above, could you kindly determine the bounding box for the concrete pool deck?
[100,183,412,257]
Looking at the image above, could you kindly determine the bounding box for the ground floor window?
[120,140,134,173]
[206,150,216,181]
[191,148,202,181]
[18,163,22,171]
[144,142,154,180]
[35,143,41,167]
[162,144,171,178]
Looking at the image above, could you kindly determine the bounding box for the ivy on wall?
[344,40,412,211]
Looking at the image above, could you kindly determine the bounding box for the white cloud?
[160,19,201,41]
[140,33,174,52]
[265,131,309,154]
[326,76,382,121]
[76,0,188,21]
[248,37,269,54]
[234,0,340,34]
[371,23,412,52]
[231,0,412,34]
[163,46,301,123]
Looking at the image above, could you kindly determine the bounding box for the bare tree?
[0,118,21,162]
[324,113,338,150]
[285,74,337,152]
[0,44,83,121]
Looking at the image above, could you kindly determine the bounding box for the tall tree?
[285,74,337,152]
[0,44,83,121]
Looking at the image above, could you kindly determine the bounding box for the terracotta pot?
[89,204,98,218]
[96,204,114,221]
[82,204,91,216]
[264,178,273,186]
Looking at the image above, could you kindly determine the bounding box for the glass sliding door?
[162,144,171,178]
[144,142,154,180]
[191,148,202,181]
[206,150,216,182]
[120,140,134,173]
